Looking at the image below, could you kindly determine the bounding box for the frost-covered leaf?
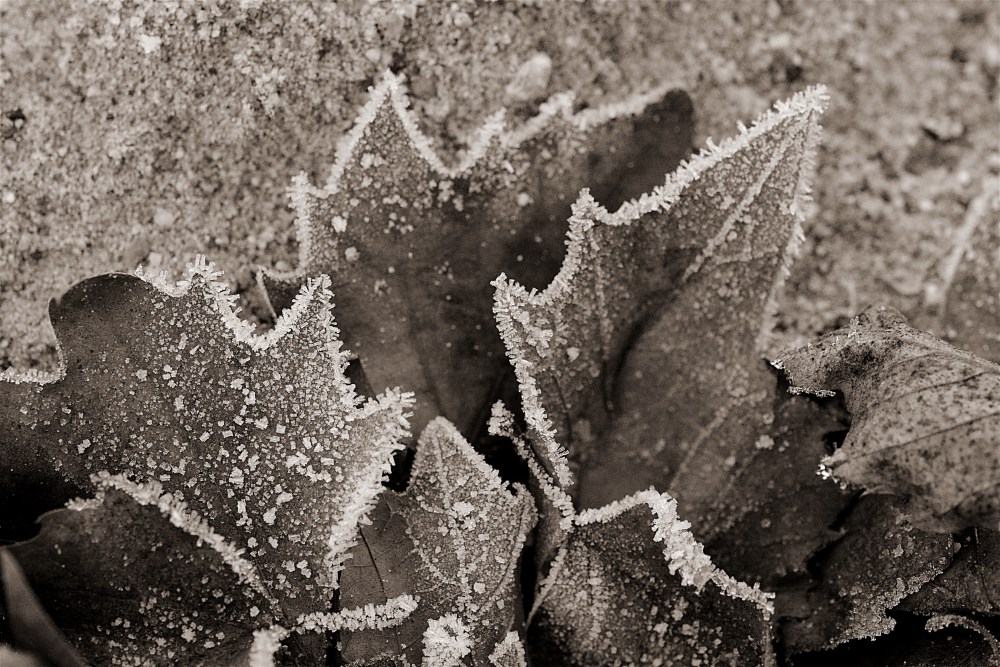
[774,304,1000,532]
[0,260,413,655]
[899,528,1000,617]
[0,550,86,667]
[923,615,1000,665]
[492,87,831,559]
[266,70,692,438]
[781,496,955,654]
[527,489,775,667]
[8,489,272,666]
[339,418,535,665]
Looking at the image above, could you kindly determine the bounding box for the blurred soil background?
[1,0,997,369]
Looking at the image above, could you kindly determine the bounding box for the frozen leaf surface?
[527,489,775,667]
[899,528,1000,617]
[266,70,693,438]
[8,488,274,665]
[339,418,536,665]
[492,87,831,555]
[781,496,955,653]
[0,259,412,624]
[775,304,1000,532]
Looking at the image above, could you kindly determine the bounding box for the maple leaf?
[491,86,835,573]
[0,259,414,661]
[338,417,535,665]
[264,70,693,439]
[774,304,1000,532]
[779,496,955,654]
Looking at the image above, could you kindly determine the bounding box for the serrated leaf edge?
[269,68,682,286]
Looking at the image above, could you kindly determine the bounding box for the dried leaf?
[527,489,775,667]
[774,304,1000,532]
[0,260,414,658]
[492,86,830,554]
[339,418,536,665]
[781,496,955,653]
[702,384,852,585]
[265,71,693,438]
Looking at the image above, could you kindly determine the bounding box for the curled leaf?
[775,304,1000,532]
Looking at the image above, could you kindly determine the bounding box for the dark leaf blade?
[899,527,1000,616]
[8,489,273,666]
[775,304,1000,532]
[780,495,955,653]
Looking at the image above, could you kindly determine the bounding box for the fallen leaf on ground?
[774,304,1000,532]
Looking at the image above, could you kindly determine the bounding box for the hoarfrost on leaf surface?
[528,489,775,667]
[339,418,536,665]
[0,259,414,661]
[492,86,839,580]
[265,70,693,439]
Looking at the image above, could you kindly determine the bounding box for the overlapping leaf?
[526,489,775,667]
[780,496,955,653]
[899,528,1000,617]
[0,260,413,660]
[265,70,693,438]
[339,417,535,665]
[487,405,775,666]
[774,305,1000,532]
[491,86,838,572]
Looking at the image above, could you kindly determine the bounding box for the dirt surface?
[1,0,998,369]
